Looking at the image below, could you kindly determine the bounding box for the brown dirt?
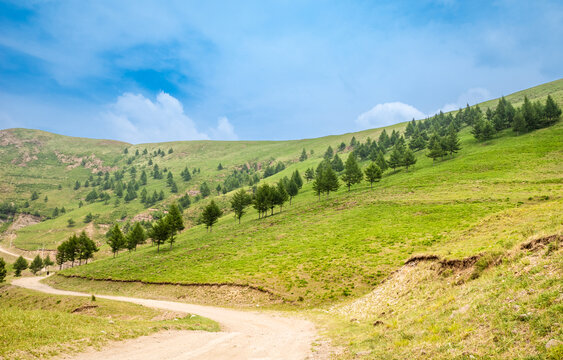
[8,213,41,231]
[13,276,323,360]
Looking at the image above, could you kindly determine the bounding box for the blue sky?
[0,0,561,143]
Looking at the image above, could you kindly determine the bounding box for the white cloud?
[210,116,238,141]
[102,92,208,143]
[356,102,425,129]
[102,92,238,143]
[433,87,491,115]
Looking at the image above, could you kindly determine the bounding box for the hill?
[1,78,562,358]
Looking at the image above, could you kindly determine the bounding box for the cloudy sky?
[0,1,561,143]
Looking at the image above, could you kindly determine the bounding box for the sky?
[0,1,562,143]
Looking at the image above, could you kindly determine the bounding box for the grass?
[50,119,563,306]
[0,284,219,360]
[315,237,563,359]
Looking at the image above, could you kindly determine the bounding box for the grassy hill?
[1,78,562,359]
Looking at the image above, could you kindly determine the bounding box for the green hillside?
[2,79,562,359]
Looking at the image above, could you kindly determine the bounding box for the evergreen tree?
[314,165,340,197]
[404,119,416,138]
[388,145,404,170]
[13,256,28,276]
[77,231,98,265]
[426,134,446,161]
[167,203,184,233]
[375,151,388,172]
[126,222,146,251]
[201,200,222,232]
[331,154,345,172]
[402,149,417,170]
[200,182,211,197]
[29,255,43,275]
[166,171,174,186]
[84,213,93,223]
[170,181,178,193]
[512,110,527,135]
[378,129,390,148]
[444,125,461,156]
[253,184,273,218]
[231,188,252,223]
[304,168,315,182]
[299,148,308,161]
[364,162,382,188]
[521,96,538,130]
[324,145,334,160]
[149,217,170,252]
[350,136,357,147]
[181,166,192,181]
[543,94,561,126]
[338,142,346,151]
[341,154,363,191]
[286,180,299,205]
[217,163,224,170]
[273,181,289,212]
[74,181,81,190]
[291,170,303,189]
[43,255,54,273]
[0,258,6,282]
[107,224,125,257]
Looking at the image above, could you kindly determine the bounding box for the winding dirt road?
[12,276,320,360]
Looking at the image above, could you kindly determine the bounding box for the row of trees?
[56,231,99,269]
[7,255,54,277]
[473,95,561,140]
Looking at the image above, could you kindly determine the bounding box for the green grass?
[56,120,563,305]
[0,284,218,360]
[315,238,563,359]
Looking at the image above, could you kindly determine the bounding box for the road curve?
[12,276,318,360]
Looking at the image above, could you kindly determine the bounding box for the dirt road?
[12,276,320,360]
[0,244,32,260]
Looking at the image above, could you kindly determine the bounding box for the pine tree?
[274,181,289,212]
[291,170,303,189]
[323,166,340,196]
[304,168,314,182]
[324,146,334,160]
[29,255,43,275]
[512,110,527,135]
[405,119,416,138]
[217,163,224,170]
[521,96,538,130]
[299,148,308,162]
[231,189,252,223]
[167,203,184,233]
[149,217,170,252]
[331,154,345,172]
[286,180,299,205]
[201,200,222,232]
[126,222,146,251]
[426,134,445,161]
[543,94,561,126]
[43,255,54,273]
[402,149,417,170]
[200,182,211,197]
[341,154,363,191]
[13,256,28,277]
[376,151,388,172]
[0,258,6,282]
[170,181,178,193]
[167,171,174,186]
[444,125,461,156]
[364,162,382,188]
[107,224,125,258]
[388,145,404,170]
[378,129,390,148]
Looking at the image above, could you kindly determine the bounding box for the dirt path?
[0,244,32,260]
[11,276,320,360]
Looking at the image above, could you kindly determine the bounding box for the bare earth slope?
[12,276,319,360]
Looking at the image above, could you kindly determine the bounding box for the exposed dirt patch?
[8,213,41,231]
[150,311,185,321]
[55,151,117,174]
[521,234,561,251]
[54,274,287,306]
[0,129,42,166]
[71,304,99,314]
